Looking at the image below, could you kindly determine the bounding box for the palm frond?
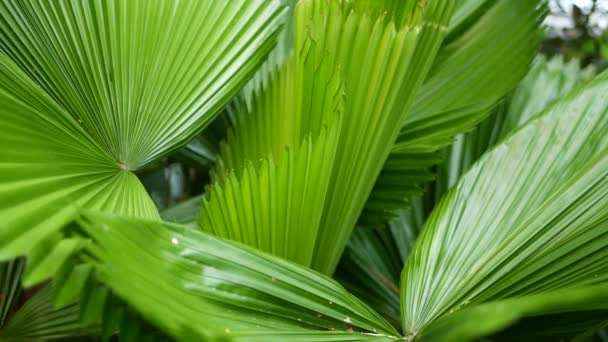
[0,284,98,342]
[0,0,285,170]
[66,212,399,341]
[338,54,601,335]
[401,70,608,335]
[362,0,546,226]
[414,285,608,342]
[201,0,454,274]
[0,55,158,260]
[437,55,596,195]
[0,0,286,258]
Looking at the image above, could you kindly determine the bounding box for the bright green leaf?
[201,0,454,274]
[74,212,400,341]
[0,284,98,342]
[362,0,546,226]
[401,70,608,334]
[0,0,286,263]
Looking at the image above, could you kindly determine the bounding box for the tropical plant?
[1,0,607,341]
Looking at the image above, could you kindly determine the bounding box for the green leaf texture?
[0,284,98,342]
[0,0,285,260]
[336,55,600,336]
[401,70,608,335]
[439,55,596,195]
[362,0,546,226]
[74,212,400,341]
[414,285,608,342]
[201,0,454,274]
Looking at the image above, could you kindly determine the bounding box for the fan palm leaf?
[199,0,454,274]
[402,69,608,336]
[362,0,546,226]
[0,0,285,258]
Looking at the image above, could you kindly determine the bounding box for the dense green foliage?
[1,0,607,341]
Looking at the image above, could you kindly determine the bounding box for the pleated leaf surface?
[0,0,285,259]
[401,70,608,336]
[201,0,454,274]
[362,0,546,226]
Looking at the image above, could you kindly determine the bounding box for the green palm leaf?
[401,70,608,336]
[0,55,158,260]
[427,54,604,342]
[438,55,596,195]
[0,284,98,342]
[200,0,454,274]
[362,0,546,226]
[0,0,285,169]
[337,55,601,335]
[0,0,285,260]
[57,211,400,341]
[200,13,344,266]
[414,285,608,342]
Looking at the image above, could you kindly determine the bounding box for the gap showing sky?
[547,0,608,36]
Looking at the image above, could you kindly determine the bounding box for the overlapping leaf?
[0,284,98,342]
[414,285,608,342]
[437,55,596,195]
[362,0,546,226]
[0,0,285,259]
[0,2,292,340]
[401,70,608,337]
[69,212,400,341]
[2,208,400,341]
[337,55,602,335]
[336,203,425,328]
[201,0,454,274]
